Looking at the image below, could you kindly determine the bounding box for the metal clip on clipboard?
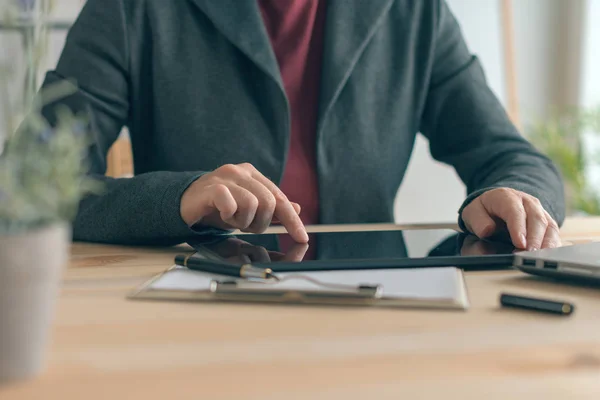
[208,275,383,306]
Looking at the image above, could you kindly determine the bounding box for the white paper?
[150,266,463,301]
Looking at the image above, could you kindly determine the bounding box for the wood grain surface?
[2,218,600,400]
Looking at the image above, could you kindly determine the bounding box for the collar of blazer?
[187,0,395,129]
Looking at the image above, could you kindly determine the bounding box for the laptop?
[513,242,600,285]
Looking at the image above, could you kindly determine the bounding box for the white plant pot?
[0,223,71,384]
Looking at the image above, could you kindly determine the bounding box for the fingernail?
[519,234,527,248]
[298,229,309,243]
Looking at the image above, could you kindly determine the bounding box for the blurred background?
[396,0,600,224]
[1,0,599,224]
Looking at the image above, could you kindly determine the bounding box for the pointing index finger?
[250,172,309,243]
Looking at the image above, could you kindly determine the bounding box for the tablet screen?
[186,228,515,270]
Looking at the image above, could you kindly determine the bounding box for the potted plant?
[0,0,98,384]
[527,106,600,216]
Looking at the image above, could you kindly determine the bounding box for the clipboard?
[206,274,383,306]
[127,266,470,310]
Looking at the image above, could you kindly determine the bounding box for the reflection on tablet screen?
[186,229,515,266]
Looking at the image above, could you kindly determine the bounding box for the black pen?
[499,293,575,316]
[174,254,276,280]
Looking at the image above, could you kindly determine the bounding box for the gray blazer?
[42,0,565,245]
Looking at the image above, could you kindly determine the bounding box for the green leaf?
[527,106,600,215]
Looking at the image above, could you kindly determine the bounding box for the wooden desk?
[3,218,600,399]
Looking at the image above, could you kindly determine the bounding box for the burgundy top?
[258,0,327,255]
[258,0,326,225]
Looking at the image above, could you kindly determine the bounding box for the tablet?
[185,227,516,272]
